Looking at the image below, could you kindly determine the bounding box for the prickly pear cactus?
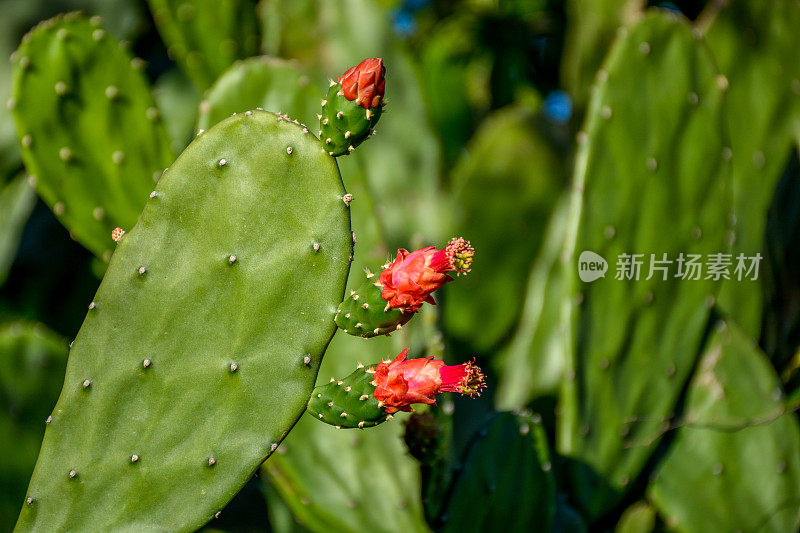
[443,102,565,352]
[9,14,174,261]
[438,412,555,532]
[648,322,800,532]
[700,0,800,336]
[197,56,321,132]
[0,174,36,284]
[558,12,731,519]
[15,110,352,531]
[0,322,68,532]
[147,0,260,91]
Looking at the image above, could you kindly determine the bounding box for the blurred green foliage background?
[2,0,800,531]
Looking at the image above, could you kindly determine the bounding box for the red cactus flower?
[338,58,386,108]
[373,349,485,414]
[378,237,474,313]
[111,227,125,242]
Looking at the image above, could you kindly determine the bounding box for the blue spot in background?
[392,10,417,37]
[544,90,572,124]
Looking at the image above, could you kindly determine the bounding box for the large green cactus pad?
[197,56,321,132]
[700,0,800,336]
[443,102,565,352]
[648,322,800,532]
[15,110,352,531]
[10,14,174,261]
[147,0,259,91]
[439,412,555,532]
[558,12,731,519]
[0,322,68,532]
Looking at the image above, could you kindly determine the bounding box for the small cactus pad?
[319,82,381,157]
[147,0,260,91]
[197,56,320,131]
[335,275,411,338]
[439,413,555,532]
[10,14,174,260]
[558,13,731,519]
[15,110,352,531]
[648,323,800,532]
[0,322,68,532]
[307,364,386,429]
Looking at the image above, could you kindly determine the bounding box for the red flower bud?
[378,237,474,313]
[338,58,386,109]
[373,349,486,414]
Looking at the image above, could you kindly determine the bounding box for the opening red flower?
[377,237,474,313]
[338,57,386,108]
[373,349,486,414]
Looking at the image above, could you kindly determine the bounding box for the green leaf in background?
[197,56,320,130]
[648,322,800,532]
[0,321,68,532]
[147,0,260,91]
[614,501,655,533]
[560,0,644,111]
[0,175,36,285]
[558,11,732,519]
[700,0,800,337]
[494,195,570,408]
[10,14,174,261]
[439,412,555,533]
[442,102,566,353]
[152,68,201,154]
